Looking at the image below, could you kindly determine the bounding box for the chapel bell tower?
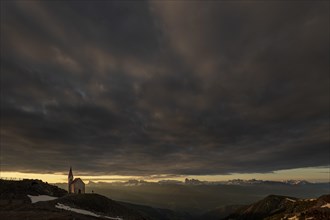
[68,166,73,193]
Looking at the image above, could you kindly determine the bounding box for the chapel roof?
[72,178,84,184]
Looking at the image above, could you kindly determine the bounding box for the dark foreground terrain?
[221,194,330,220]
[0,179,191,220]
[1,179,329,220]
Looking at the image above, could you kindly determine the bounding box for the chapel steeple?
[68,166,73,193]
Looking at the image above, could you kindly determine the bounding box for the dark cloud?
[0,1,329,177]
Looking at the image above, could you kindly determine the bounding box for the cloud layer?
[1,1,329,176]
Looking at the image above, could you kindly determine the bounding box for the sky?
[0,1,329,183]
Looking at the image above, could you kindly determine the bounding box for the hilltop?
[0,179,191,220]
[0,179,66,202]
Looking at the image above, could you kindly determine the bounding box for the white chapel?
[68,167,85,194]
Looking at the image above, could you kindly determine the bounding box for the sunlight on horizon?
[0,167,328,183]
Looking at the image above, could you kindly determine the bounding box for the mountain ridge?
[222,194,330,220]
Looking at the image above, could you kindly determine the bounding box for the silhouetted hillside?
[37,193,148,220]
[0,179,66,202]
[0,179,191,220]
[224,194,330,220]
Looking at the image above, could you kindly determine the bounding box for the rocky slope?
[1,179,66,198]
[224,194,330,220]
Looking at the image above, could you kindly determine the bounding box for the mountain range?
[84,179,317,186]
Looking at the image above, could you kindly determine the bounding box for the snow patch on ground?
[55,203,123,220]
[28,195,58,203]
[321,203,330,208]
[302,198,316,202]
[285,198,296,203]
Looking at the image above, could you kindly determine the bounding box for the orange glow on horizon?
[0,167,328,183]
